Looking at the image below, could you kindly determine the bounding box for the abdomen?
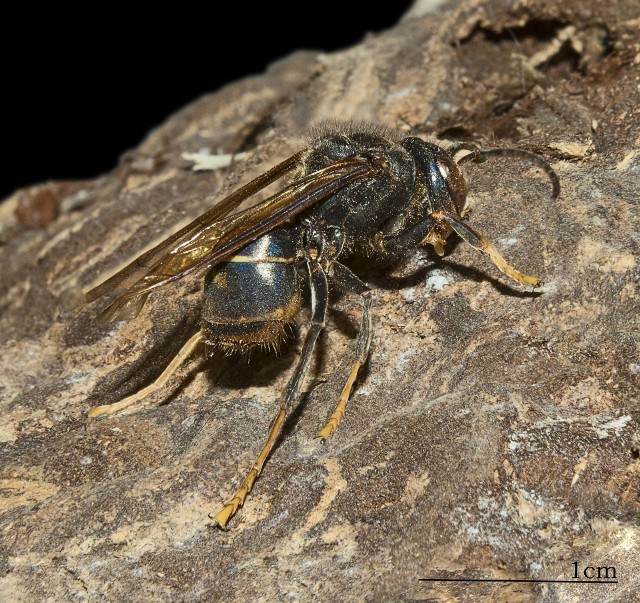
[202,229,301,355]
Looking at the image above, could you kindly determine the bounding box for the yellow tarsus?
[87,331,203,418]
[317,360,362,441]
[211,407,287,529]
[479,234,543,288]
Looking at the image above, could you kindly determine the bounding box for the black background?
[2,4,414,201]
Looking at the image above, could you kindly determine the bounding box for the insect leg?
[378,212,542,288]
[87,331,203,418]
[211,257,329,529]
[376,215,439,253]
[317,262,373,441]
[437,211,542,287]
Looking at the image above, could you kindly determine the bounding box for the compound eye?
[437,156,468,216]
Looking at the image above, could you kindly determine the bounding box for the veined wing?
[92,154,381,323]
[85,151,305,304]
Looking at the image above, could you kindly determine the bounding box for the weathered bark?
[1,1,638,601]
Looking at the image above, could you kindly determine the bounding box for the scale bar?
[418,578,617,584]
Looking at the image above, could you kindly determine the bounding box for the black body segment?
[202,228,301,354]
[302,131,416,246]
[400,138,469,216]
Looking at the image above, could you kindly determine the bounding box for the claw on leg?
[210,407,287,529]
[481,236,542,287]
[440,212,543,288]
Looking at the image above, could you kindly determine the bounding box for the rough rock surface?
[1,1,638,601]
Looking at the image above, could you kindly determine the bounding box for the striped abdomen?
[202,229,301,354]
